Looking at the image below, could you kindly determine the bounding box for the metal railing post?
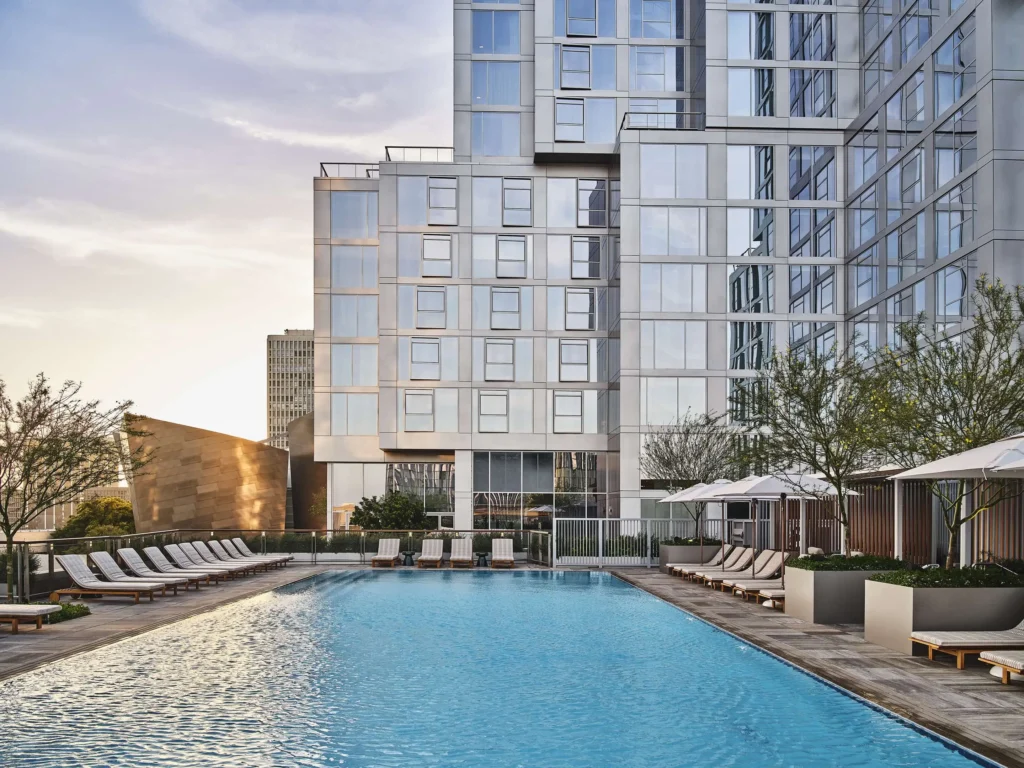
[597,519,604,569]
[552,522,558,568]
[312,531,317,565]
[646,521,652,568]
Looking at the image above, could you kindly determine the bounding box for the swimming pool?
[0,571,996,767]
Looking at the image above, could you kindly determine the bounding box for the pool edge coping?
[610,569,1016,768]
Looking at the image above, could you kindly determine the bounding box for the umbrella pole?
[779,493,787,590]
[751,498,758,581]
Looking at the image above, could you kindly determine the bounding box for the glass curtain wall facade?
[313,0,1023,529]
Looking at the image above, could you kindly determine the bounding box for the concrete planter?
[864,580,1024,654]
[658,545,716,574]
[785,568,890,625]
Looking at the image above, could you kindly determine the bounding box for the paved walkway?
[614,569,1024,768]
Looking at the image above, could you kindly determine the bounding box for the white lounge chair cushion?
[911,628,1024,648]
[979,650,1024,671]
[450,538,473,560]
[758,589,786,598]
[372,539,400,560]
[0,605,62,617]
[492,539,514,560]
[419,540,444,559]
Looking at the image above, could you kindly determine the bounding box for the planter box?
[864,580,1024,654]
[785,568,890,625]
[659,545,716,574]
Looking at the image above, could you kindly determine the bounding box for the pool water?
[0,571,994,767]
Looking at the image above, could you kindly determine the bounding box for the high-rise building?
[314,0,1019,531]
[267,330,314,450]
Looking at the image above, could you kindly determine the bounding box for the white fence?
[553,518,729,568]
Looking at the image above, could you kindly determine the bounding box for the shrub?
[28,602,91,623]
[52,497,134,539]
[870,569,1024,588]
[350,492,435,530]
[788,555,910,572]
[659,537,723,546]
[0,551,41,575]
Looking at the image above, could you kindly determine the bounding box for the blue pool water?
[0,571,995,767]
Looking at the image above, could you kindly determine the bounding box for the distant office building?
[19,485,132,532]
[267,330,314,450]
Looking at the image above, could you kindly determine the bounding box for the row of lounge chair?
[910,621,1024,682]
[665,544,789,607]
[48,538,292,606]
[370,537,515,569]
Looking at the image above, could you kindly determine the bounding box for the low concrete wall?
[864,581,1024,654]
[658,545,716,573]
[786,568,890,625]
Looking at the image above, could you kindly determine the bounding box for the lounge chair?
[690,547,755,584]
[666,545,733,575]
[90,551,185,596]
[164,544,240,579]
[142,546,221,585]
[491,538,515,569]
[417,539,444,568]
[723,552,792,594]
[207,539,270,572]
[232,538,293,564]
[755,589,785,608]
[910,618,1024,669]
[51,554,164,604]
[675,547,749,579]
[704,549,779,590]
[119,548,205,590]
[371,538,400,567]
[221,538,290,567]
[980,650,1024,684]
[183,541,254,576]
[449,537,474,569]
[0,604,63,634]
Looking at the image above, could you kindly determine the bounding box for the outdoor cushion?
[911,628,1024,648]
[979,650,1024,671]
[0,605,62,617]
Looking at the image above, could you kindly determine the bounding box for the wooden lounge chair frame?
[416,540,444,568]
[979,654,1024,684]
[50,586,161,604]
[371,539,401,567]
[910,639,1024,670]
[0,615,48,634]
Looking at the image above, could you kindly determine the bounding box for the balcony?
[384,146,454,163]
[319,163,379,178]
[620,112,705,131]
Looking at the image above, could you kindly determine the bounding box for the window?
[885,148,923,220]
[886,71,925,156]
[416,287,446,328]
[398,177,457,226]
[577,180,607,226]
[560,45,591,88]
[886,213,926,285]
[404,390,434,432]
[729,321,774,370]
[849,186,877,250]
[330,191,378,239]
[727,11,774,59]
[790,69,835,117]
[936,259,970,331]
[331,246,378,288]
[491,288,521,329]
[479,391,509,432]
[639,144,707,198]
[935,14,976,116]
[485,339,515,381]
[640,320,707,369]
[850,248,880,308]
[640,377,707,425]
[565,288,596,330]
[629,46,685,91]
[899,0,931,65]
[789,146,835,200]
[848,117,879,193]
[497,235,528,278]
[331,296,377,337]
[555,98,584,141]
[729,264,774,313]
[572,237,600,278]
[553,391,584,433]
[555,0,615,37]
[428,178,457,225]
[503,178,532,225]
[331,344,378,386]
[936,175,975,258]
[640,264,707,312]
[862,0,892,51]
[559,340,590,381]
[727,145,773,200]
[728,68,774,116]
[330,393,378,436]
[555,98,615,143]
[410,338,441,380]
[789,265,833,314]
[789,208,834,259]
[555,44,616,90]
[629,0,683,39]
[790,12,834,61]
[639,207,707,256]
[472,113,520,157]
[472,61,520,105]
[935,98,978,188]
[473,10,520,53]
[422,235,452,277]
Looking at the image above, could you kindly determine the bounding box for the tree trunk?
[5,534,14,603]
[945,527,958,570]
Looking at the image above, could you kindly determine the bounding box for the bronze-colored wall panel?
[128,417,288,533]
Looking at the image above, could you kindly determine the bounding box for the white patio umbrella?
[892,433,1024,480]
[658,480,732,562]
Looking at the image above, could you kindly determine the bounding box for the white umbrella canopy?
[692,476,763,501]
[892,434,1024,480]
[657,483,705,504]
[694,474,851,500]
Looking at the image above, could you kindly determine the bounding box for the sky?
[0,0,452,441]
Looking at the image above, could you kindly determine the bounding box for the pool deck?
[614,569,1024,768]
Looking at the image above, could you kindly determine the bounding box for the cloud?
[138,0,449,75]
[0,305,130,331]
[0,130,155,175]
[0,308,44,329]
[0,200,301,272]
[214,116,385,154]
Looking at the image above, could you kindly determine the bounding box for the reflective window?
[789,146,835,200]
[410,338,441,380]
[934,14,976,116]
[729,264,774,313]
[395,176,456,226]
[472,10,520,53]
[728,68,774,116]
[479,391,509,432]
[885,213,926,285]
[790,69,835,117]
[848,186,877,251]
[640,264,707,312]
[629,0,684,39]
[848,116,879,193]
[640,377,707,425]
[936,175,975,259]
[789,208,835,259]
[579,180,607,226]
[572,236,601,278]
[556,45,616,90]
[491,287,521,329]
[936,258,970,332]
[886,280,926,348]
[629,46,685,91]
[934,98,978,188]
[403,390,434,432]
[729,321,775,370]
[472,61,520,106]
[331,295,377,337]
[559,339,590,381]
[330,191,378,239]
[553,391,584,433]
[416,287,447,329]
[547,178,577,227]
[639,207,707,256]
[331,246,378,288]
[886,70,926,157]
[497,235,528,278]
[640,144,707,198]
[640,320,707,368]
[861,0,892,52]
[555,0,615,37]
[565,287,596,330]
[428,177,458,225]
[555,98,584,141]
[422,235,452,277]
[790,12,834,61]
[473,177,502,226]
[560,45,592,88]
[728,208,775,259]
[727,11,774,59]
[789,265,833,314]
[850,247,879,309]
[330,393,378,436]
[485,339,515,381]
[472,113,520,157]
[727,145,774,199]
[331,344,378,386]
[503,178,532,225]
[899,0,931,66]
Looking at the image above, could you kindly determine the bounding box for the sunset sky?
[0,0,452,440]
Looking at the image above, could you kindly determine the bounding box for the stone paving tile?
[614,569,1024,768]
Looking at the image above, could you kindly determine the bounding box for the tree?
[739,342,887,555]
[0,375,148,599]
[875,277,1024,568]
[52,496,135,539]
[308,488,327,530]
[639,411,740,541]
[349,492,434,530]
